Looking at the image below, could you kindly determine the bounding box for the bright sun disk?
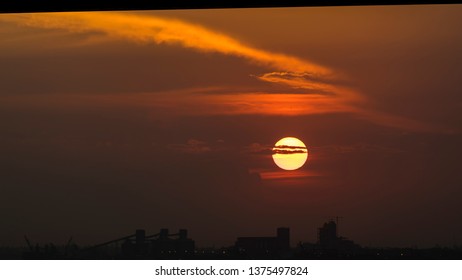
[272,137,308,170]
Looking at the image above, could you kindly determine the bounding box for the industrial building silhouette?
[295,219,362,259]
[235,227,291,258]
[80,228,195,259]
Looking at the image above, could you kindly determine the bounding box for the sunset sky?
[1,5,462,248]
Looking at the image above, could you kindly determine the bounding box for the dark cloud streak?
[272,149,307,154]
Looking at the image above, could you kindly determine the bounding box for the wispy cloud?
[248,168,323,186]
[273,149,307,154]
[256,72,342,94]
[168,139,211,154]
[2,12,332,76]
[1,12,454,133]
[243,143,309,155]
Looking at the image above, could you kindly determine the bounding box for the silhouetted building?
[235,227,291,258]
[318,220,361,256]
[297,220,362,259]
[318,220,338,247]
[150,228,195,258]
[87,228,195,259]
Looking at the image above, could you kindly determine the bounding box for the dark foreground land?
[3,221,462,260]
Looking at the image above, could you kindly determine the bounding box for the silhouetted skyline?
[5,220,461,260]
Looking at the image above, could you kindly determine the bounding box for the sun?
[272,137,308,170]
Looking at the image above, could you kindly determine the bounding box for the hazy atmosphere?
[1,5,462,249]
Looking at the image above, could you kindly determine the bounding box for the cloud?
[273,149,307,155]
[243,142,273,155]
[0,12,343,102]
[272,144,308,154]
[243,143,307,155]
[247,168,323,186]
[168,139,211,154]
[273,145,308,150]
[255,72,341,94]
[259,170,321,180]
[1,12,455,133]
[1,12,332,76]
[310,143,406,158]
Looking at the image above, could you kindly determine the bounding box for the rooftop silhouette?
[235,227,291,259]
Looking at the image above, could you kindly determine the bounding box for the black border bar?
[1,1,462,14]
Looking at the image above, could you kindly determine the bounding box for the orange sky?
[1,6,462,248]
[1,10,456,133]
